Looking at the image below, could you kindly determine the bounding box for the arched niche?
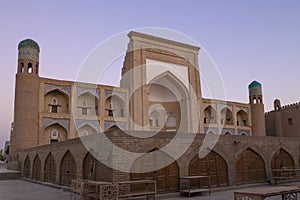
[44,89,69,114]
[204,105,217,124]
[220,108,233,125]
[237,110,248,126]
[105,95,125,118]
[77,92,98,116]
[77,124,98,137]
[43,123,68,144]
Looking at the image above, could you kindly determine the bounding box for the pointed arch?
[220,107,233,125]
[105,95,125,117]
[189,151,229,187]
[237,110,248,126]
[60,150,76,186]
[106,125,120,132]
[77,92,99,116]
[235,148,266,185]
[130,149,179,193]
[44,153,56,183]
[23,155,31,178]
[271,148,295,170]
[43,123,68,144]
[77,123,98,137]
[82,152,111,181]
[204,105,217,124]
[32,154,41,180]
[44,89,69,114]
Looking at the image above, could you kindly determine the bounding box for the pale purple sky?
[1,1,300,149]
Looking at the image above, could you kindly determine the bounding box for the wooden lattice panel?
[100,184,118,200]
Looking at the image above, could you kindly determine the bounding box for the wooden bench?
[272,168,300,184]
[117,180,156,200]
[234,186,300,200]
[180,176,211,197]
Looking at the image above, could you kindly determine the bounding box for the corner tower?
[248,80,266,136]
[10,39,40,168]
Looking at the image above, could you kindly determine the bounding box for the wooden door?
[60,151,76,186]
[32,155,41,180]
[130,151,179,193]
[235,148,265,185]
[23,156,31,178]
[189,151,229,188]
[44,153,56,183]
[271,149,294,169]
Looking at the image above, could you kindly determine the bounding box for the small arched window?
[82,101,87,115]
[51,130,58,138]
[28,62,33,73]
[50,130,59,143]
[80,131,89,137]
[51,98,58,113]
[20,62,24,73]
[258,97,261,104]
[253,97,257,104]
[52,98,57,105]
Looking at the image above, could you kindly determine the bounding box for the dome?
[248,80,261,88]
[18,39,40,52]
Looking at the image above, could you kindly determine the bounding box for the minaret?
[9,39,40,169]
[248,80,266,136]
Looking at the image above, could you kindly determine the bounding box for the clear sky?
[0,1,300,149]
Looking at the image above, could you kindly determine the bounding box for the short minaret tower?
[248,80,266,136]
[9,39,40,169]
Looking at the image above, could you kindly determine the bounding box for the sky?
[0,1,300,150]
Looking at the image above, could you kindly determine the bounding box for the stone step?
[0,172,21,180]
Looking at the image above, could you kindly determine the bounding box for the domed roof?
[248,80,262,88]
[18,39,40,52]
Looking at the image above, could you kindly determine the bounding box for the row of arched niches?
[23,148,296,193]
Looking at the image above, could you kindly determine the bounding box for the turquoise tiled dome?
[248,80,261,88]
[18,39,40,52]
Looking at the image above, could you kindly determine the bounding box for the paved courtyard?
[1,179,300,200]
[0,180,70,200]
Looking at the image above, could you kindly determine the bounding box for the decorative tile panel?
[219,104,233,112]
[236,106,249,114]
[221,128,235,135]
[204,127,219,134]
[104,121,126,131]
[75,119,100,132]
[76,87,100,98]
[42,117,70,131]
[238,129,250,136]
[105,90,126,100]
[203,103,217,111]
[44,84,71,97]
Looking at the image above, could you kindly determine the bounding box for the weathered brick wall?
[20,129,300,187]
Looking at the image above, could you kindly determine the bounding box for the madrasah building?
[8,31,300,192]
